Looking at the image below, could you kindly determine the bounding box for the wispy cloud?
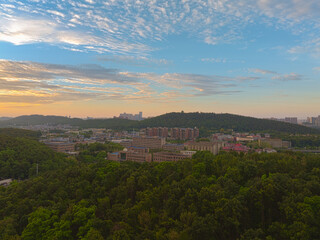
[97,55,171,67]
[249,68,277,75]
[313,67,320,71]
[272,73,304,81]
[201,58,227,63]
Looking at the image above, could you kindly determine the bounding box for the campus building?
[162,143,185,151]
[185,141,225,155]
[44,141,75,153]
[153,152,191,162]
[108,147,152,162]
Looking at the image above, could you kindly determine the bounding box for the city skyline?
[1,0,320,118]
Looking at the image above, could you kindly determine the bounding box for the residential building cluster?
[144,127,199,140]
[268,117,298,124]
[305,115,320,127]
[116,112,143,121]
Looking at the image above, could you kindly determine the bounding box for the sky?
[0,0,320,118]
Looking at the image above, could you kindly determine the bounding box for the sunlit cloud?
[0,59,259,105]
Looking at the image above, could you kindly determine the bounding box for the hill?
[0,134,72,180]
[136,112,320,135]
[0,114,135,130]
[1,112,318,135]
[0,128,41,139]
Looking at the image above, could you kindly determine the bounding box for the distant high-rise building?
[118,112,143,121]
[284,117,298,124]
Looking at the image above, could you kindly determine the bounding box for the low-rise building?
[163,143,185,151]
[222,143,250,153]
[107,147,152,162]
[180,150,197,158]
[153,152,191,162]
[185,141,225,155]
[0,179,13,187]
[44,141,75,153]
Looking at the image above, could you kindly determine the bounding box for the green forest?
[1,131,320,239]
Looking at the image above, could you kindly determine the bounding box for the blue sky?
[0,0,319,118]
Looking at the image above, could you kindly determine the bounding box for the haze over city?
[1,0,320,118]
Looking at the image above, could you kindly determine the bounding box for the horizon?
[0,111,318,120]
[1,1,320,117]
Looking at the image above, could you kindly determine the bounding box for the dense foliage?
[284,135,320,149]
[0,115,134,130]
[76,142,124,163]
[0,128,41,139]
[1,150,320,239]
[0,135,72,180]
[1,113,318,135]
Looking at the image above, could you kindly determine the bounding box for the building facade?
[185,141,225,155]
[44,142,75,153]
[132,136,166,149]
[153,152,191,162]
[162,143,185,151]
[107,147,152,162]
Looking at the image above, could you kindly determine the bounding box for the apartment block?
[145,127,199,140]
[132,136,166,149]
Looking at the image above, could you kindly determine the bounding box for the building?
[132,136,166,149]
[0,179,13,187]
[222,143,250,153]
[44,141,75,153]
[284,117,298,124]
[180,150,197,158]
[163,143,185,151]
[145,127,199,140]
[185,141,225,155]
[146,127,169,138]
[170,127,199,140]
[119,140,133,148]
[153,152,191,162]
[118,112,143,121]
[108,147,152,162]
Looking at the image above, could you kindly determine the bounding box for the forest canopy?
[1,148,320,239]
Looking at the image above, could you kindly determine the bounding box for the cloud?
[1,0,320,54]
[97,55,171,67]
[201,58,227,63]
[288,38,320,58]
[0,16,151,54]
[313,67,320,71]
[272,73,304,81]
[249,68,277,75]
[0,59,255,105]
